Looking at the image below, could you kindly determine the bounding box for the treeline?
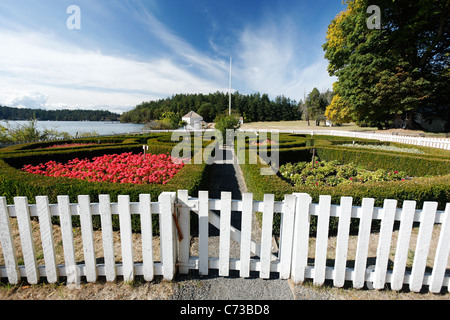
[120,92,303,124]
[0,106,120,121]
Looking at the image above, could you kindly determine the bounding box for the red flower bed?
[22,152,185,185]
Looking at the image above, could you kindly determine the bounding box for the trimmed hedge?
[238,133,450,235]
[0,133,210,233]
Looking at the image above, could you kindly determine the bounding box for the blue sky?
[0,0,346,113]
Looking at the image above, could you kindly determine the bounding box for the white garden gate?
[0,191,449,293]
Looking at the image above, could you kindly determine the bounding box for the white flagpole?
[229,57,232,115]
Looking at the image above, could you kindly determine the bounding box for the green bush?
[238,134,450,236]
[0,133,210,234]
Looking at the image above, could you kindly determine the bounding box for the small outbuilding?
[182,111,203,130]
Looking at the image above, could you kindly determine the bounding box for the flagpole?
[229,57,232,115]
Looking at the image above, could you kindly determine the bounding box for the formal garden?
[237,132,450,233]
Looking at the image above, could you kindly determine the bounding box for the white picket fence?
[0,191,449,293]
[239,129,450,150]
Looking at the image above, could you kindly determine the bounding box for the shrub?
[238,134,450,236]
[0,133,210,234]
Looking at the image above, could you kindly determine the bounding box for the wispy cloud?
[0,29,225,113]
[132,4,229,80]
[232,16,335,101]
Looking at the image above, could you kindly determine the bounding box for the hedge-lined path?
[171,146,299,300]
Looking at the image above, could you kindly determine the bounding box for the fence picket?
[279,194,296,280]
[260,193,275,279]
[333,197,353,287]
[36,196,59,283]
[14,197,38,284]
[314,195,332,286]
[410,202,438,292]
[177,190,190,275]
[0,197,20,284]
[391,201,416,291]
[219,192,232,277]
[58,195,77,284]
[78,195,97,283]
[373,199,397,290]
[159,192,176,280]
[429,204,450,293]
[291,193,312,284]
[240,193,253,278]
[198,191,209,276]
[118,195,134,282]
[139,194,154,281]
[353,198,374,289]
[99,195,116,282]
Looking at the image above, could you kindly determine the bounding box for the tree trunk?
[393,114,404,128]
[403,111,415,130]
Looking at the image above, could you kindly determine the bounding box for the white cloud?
[0,29,226,113]
[231,18,336,101]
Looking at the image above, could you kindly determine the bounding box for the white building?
[182,111,203,130]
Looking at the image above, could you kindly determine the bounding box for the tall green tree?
[323,0,449,130]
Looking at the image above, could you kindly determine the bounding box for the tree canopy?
[0,105,120,122]
[120,92,302,124]
[323,0,449,130]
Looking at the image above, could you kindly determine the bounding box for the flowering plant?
[280,160,408,187]
[22,152,184,185]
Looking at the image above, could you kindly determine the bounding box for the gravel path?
[169,146,334,300]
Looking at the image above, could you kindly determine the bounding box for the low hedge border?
[238,134,450,235]
[0,133,210,233]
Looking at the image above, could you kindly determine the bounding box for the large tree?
[323,0,450,130]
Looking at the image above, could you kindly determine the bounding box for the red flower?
[21,152,184,185]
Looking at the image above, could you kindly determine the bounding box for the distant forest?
[0,106,120,121]
[120,91,304,124]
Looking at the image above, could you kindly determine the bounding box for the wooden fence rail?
[0,191,448,293]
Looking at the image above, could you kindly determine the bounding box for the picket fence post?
[159,192,177,280]
[391,201,416,291]
[219,192,232,277]
[15,197,39,284]
[291,193,312,284]
[314,195,332,286]
[429,203,450,293]
[198,191,209,276]
[260,193,275,279]
[0,197,20,284]
[353,198,374,289]
[36,196,59,283]
[240,193,254,278]
[139,194,154,281]
[177,190,191,275]
[118,195,134,282]
[78,195,97,283]
[333,197,353,287]
[99,194,116,282]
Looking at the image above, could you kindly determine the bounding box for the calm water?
[1,120,145,137]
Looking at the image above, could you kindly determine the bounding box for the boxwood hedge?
[0,133,211,233]
[237,133,450,235]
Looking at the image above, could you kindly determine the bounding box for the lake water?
[1,120,146,137]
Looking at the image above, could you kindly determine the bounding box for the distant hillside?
[0,105,120,121]
[120,91,302,124]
